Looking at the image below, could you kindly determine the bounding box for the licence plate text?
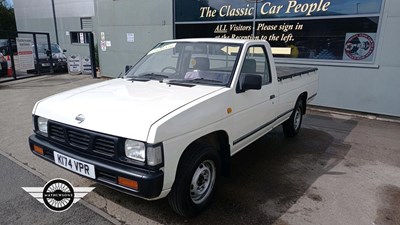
[54,151,96,179]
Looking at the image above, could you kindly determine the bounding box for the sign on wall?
[16,38,35,70]
[127,33,135,43]
[343,33,376,62]
[174,0,383,63]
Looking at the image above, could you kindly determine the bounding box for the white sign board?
[100,41,106,51]
[81,56,92,75]
[127,33,135,43]
[80,33,85,44]
[68,55,81,74]
[16,38,35,70]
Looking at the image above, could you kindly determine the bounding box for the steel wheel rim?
[190,160,216,204]
[294,107,301,130]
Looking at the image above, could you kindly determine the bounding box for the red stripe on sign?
[18,51,33,55]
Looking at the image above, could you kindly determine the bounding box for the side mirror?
[125,65,133,73]
[45,50,51,56]
[63,49,67,53]
[238,74,262,93]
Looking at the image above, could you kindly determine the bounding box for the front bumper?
[29,134,164,199]
[36,60,67,72]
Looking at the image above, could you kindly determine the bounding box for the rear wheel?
[283,99,304,137]
[168,143,220,217]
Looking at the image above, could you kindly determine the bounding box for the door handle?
[270,95,276,100]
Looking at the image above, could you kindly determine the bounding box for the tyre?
[282,99,304,137]
[168,143,220,217]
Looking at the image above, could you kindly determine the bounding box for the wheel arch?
[298,92,308,114]
[178,130,231,177]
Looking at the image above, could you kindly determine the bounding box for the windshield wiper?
[137,73,169,80]
[170,78,223,85]
[191,78,222,83]
[166,81,195,87]
[167,78,223,86]
[126,77,150,82]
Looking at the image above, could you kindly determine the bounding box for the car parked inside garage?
[28,43,68,73]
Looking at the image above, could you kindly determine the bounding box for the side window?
[240,46,271,85]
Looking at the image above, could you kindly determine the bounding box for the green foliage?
[0,0,16,32]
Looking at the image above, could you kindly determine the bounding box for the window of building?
[174,0,384,64]
[70,32,91,44]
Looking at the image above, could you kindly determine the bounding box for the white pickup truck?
[29,38,318,217]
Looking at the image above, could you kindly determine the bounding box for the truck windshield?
[125,42,242,86]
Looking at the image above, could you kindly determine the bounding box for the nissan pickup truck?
[29,38,318,217]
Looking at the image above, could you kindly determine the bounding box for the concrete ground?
[0,74,399,225]
[0,153,114,225]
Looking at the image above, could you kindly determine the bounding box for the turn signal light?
[33,145,44,155]
[118,177,138,190]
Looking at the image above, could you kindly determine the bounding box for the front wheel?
[282,99,304,137]
[168,143,220,217]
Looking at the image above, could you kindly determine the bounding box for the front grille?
[49,123,65,142]
[67,129,91,149]
[48,121,118,157]
[93,137,115,156]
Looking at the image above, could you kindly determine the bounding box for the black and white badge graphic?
[22,178,94,212]
[343,33,376,61]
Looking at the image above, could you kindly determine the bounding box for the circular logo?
[42,179,75,212]
[344,33,375,60]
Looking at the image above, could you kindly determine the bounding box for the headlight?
[37,117,48,134]
[125,139,145,162]
[125,140,163,166]
[147,145,163,166]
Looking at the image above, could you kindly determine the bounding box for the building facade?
[13,0,400,117]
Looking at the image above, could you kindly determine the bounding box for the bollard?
[6,55,13,77]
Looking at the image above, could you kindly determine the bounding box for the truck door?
[231,45,278,154]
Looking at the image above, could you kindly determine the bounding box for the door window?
[240,46,271,85]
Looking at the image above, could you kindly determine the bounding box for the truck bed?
[276,66,318,81]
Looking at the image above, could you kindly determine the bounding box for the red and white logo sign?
[343,33,376,61]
